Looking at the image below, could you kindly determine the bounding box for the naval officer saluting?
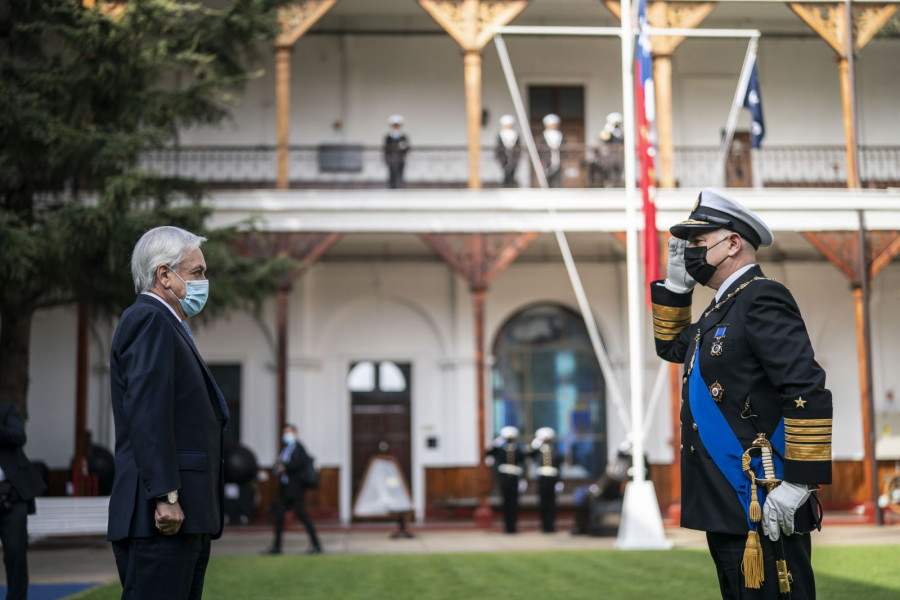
[650,189,832,599]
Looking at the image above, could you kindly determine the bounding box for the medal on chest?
[710,325,727,357]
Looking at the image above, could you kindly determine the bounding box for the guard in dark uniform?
[540,113,563,188]
[529,427,562,533]
[650,188,831,599]
[485,426,525,533]
[383,114,410,189]
[495,114,521,187]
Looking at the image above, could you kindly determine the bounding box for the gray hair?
[130,226,207,293]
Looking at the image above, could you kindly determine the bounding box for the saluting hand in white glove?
[761,481,811,542]
[663,237,696,294]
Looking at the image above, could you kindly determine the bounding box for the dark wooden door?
[528,85,587,187]
[725,131,753,187]
[350,361,411,514]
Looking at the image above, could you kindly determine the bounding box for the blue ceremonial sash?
[688,346,785,529]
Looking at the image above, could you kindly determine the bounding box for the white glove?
[484,455,495,467]
[761,481,811,542]
[663,237,696,294]
[531,438,543,451]
[492,436,505,448]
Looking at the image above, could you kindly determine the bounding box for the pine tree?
[0,1,295,418]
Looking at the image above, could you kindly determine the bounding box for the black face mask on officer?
[684,235,730,286]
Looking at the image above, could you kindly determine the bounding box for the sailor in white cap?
[592,111,625,187]
[530,427,562,532]
[650,188,832,599]
[484,425,525,533]
[383,115,410,189]
[540,113,563,188]
[495,115,521,187]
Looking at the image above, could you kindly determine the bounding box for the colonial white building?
[23,0,900,523]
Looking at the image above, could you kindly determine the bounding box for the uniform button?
[692,423,698,431]
[682,376,688,384]
[690,445,695,454]
[679,444,684,454]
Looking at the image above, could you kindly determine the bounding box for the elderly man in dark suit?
[650,189,831,599]
[108,226,229,600]
[264,424,322,555]
[0,401,47,600]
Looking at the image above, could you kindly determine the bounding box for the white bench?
[27,497,110,541]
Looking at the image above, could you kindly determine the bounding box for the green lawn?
[74,545,900,600]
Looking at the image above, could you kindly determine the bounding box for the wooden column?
[235,232,342,441]
[275,285,290,436]
[274,1,342,190]
[464,51,484,189]
[72,302,91,496]
[275,47,292,190]
[789,2,898,189]
[604,1,714,189]
[419,231,538,526]
[418,0,529,189]
[802,228,900,524]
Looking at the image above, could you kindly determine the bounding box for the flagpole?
[717,36,759,186]
[615,0,671,552]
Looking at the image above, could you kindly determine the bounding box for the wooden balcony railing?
[137,144,900,190]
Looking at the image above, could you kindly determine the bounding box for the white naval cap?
[388,114,404,126]
[535,427,555,441]
[542,113,560,127]
[499,114,516,126]
[669,188,774,249]
[605,112,623,125]
[500,425,519,439]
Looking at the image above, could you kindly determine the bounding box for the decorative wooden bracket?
[82,0,127,18]
[803,230,900,284]
[417,0,530,52]
[418,1,529,188]
[419,232,538,290]
[604,1,715,56]
[277,0,342,49]
[235,231,343,282]
[789,2,898,56]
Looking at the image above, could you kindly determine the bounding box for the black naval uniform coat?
[486,441,526,533]
[651,265,832,535]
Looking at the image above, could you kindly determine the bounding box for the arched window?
[492,303,607,478]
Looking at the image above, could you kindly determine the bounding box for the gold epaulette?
[784,417,832,461]
[652,303,692,341]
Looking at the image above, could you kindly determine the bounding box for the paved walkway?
[22,518,900,588]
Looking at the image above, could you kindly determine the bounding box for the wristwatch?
[158,490,179,505]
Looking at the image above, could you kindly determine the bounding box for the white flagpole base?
[614,480,673,550]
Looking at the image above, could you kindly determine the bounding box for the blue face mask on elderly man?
[169,268,209,317]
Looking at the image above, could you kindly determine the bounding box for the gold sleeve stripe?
[785,426,831,435]
[785,434,832,443]
[654,320,691,333]
[652,304,692,321]
[654,324,691,341]
[785,418,832,426]
[785,443,831,461]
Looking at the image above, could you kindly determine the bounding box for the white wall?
[178,34,900,148]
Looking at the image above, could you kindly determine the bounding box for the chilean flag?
[635,0,658,302]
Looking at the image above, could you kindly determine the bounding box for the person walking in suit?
[0,401,47,600]
[529,427,562,533]
[108,226,229,600]
[383,114,410,189]
[484,426,525,534]
[650,189,831,599]
[265,424,322,555]
[495,114,521,187]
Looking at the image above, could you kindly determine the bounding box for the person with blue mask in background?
[108,226,229,600]
[264,424,322,555]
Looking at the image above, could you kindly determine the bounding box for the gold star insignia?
[794,397,807,408]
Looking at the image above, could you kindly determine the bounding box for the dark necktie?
[181,320,195,342]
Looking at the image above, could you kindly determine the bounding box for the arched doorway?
[492,303,607,478]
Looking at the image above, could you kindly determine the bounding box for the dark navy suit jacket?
[107,294,229,542]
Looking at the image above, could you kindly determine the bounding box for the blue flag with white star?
[742,62,765,149]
